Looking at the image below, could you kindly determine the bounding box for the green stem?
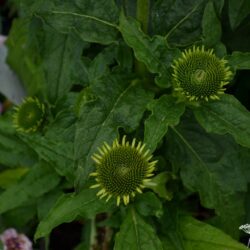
[135,0,150,76]
[45,236,50,250]
[89,218,97,250]
[136,0,150,33]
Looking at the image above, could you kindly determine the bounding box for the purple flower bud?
[0,228,32,250]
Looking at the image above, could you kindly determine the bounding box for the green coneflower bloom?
[172,46,232,102]
[90,136,157,206]
[13,97,45,133]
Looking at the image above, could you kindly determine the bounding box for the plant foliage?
[1,0,250,249]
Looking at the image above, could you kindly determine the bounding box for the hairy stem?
[89,218,97,250]
[136,0,150,33]
[135,0,150,76]
[45,236,50,250]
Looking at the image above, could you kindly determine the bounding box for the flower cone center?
[116,166,130,177]
[98,147,148,196]
[192,69,206,84]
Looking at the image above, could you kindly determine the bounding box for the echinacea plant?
[0,0,250,249]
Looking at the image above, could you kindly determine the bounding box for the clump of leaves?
[0,0,250,249]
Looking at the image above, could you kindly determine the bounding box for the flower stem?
[45,236,50,250]
[135,0,150,76]
[136,0,150,33]
[89,218,96,250]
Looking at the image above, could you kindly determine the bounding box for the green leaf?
[74,75,153,186]
[180,216,247,250]
[159,207,185,250]
[40,27,87,103]
[35,189,114,239]
[134,192,163,218]
[46,93,77,142]
[13,0,52,15]
[37,189,63,220]
[228,0,250,30]
[202,1,221,47]
[166,112,248,237]
[0,134,37,168]
[87,44,126,84]
[2,204,37,228]
[75,43,133,92]
[151,0,206,46]
[0,114,38,168]
[119,12,181,88]
[6,18,45,96]
[35,0,119,44]
[114,208,163,250]
[144,172,173,200]
[0,168,29,189]
[209,193,246,238]
[0,163,60,214]
[226,51,250,70]
[194,94,250,149]
[144,95,185,152]
[20,95,77,181]
[20,132,74,182]
[213,0,225,15]
[160,238,178,250]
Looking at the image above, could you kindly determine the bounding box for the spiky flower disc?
[90,136,157,206]
[13,97,45,133]
[172,46,232,102]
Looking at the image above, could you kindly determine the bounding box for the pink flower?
[0,228,32,250]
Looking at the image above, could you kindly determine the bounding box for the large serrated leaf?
[0,114,38,168]
[226,51,250,70]
[166,112,248,237]
[0,163,60,214]
[40,27,87,103]
[34,0,119,44]
[228,0,250,30]
[0,168,29,189]
[35,189,114,239]
[202,1,221,47]
[37,189,63,221]
[6,18,45,96]
[180,216,247,250]
[134,192,163,218]
[20,131,75,182]
[160,210,247,249]
[19,97,77,181]
[144,95,185,152]
[114,208,163,250]
[159,207,186,250]
[151,0,207,46]
[74,75,153,186]
[194,94,250,149]
[119,12,181,88]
